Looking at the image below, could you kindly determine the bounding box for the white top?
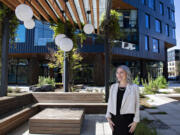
[106,82,140,123]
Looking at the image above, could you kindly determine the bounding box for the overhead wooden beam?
[38,0,58,23]
[89,0,95,33]
[0,0,14,10]
[78,0,87,24]
[48,0,66,23]
[89,0,94,26]
[96,0,100,34]
[57,0,74,26]
[16,0,41,20]
[69,0,81,29]
[31,0,50,22]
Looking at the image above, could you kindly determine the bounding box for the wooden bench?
[0,92,106,134]
[29,108,85,135]
[0,93,39,135]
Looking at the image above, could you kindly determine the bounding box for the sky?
[168,0,180,51]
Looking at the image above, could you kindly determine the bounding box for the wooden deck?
[8,114,112,135]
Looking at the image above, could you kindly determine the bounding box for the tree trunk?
[0,20,2,92]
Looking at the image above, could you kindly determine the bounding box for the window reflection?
[34,20,54,46]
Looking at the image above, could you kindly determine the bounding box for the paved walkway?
[143,94,180,135]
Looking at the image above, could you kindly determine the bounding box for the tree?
[47,20,85,91]
[100,10,127,81]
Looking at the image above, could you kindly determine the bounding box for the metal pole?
[0,16,10,97]
[104,0,112,102]
[64,51,68,92]
[63,0,69,92]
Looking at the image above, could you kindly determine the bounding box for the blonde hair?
[116,65,133,84]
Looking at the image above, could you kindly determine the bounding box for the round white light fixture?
[24,19,35,29]
[55,34,66,46]
[59,38,73,52]
[83,24,94,34]
[15,4,33,21]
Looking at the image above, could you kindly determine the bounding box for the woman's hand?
[128,121,137,133]
[107,117,115,131]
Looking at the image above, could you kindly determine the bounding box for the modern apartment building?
[168,49,180,80]
[8,0,176,85]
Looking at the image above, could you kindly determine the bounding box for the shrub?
[37,76,55,87]
[141,73,168,94]
[154,76,168,89]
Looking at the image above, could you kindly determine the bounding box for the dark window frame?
[145,35,149,51]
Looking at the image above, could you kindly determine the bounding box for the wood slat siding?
[8,28,57,54]
[0,93,39,135]
[38,103,107,114]
[29,108,84,135]
[0,93,36,116]
[0,104,39,135]
[32,92,104,103]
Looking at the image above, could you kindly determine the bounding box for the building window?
[172,28,176,39]
[34,20,54,46]
[165,24,169,36]
[145,35,149,51]
[167,7,171,19]
[15,24,26,43]
[141,0,145,5]
[155,19,161,33]
[145,14,150,29]
[171,10,175,21]
[170,0,174,5]
[148,0,155,10]
[159,2,164,15]
[153,38,159,53]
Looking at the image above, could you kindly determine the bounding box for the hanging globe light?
[24,19,35,29]
[55,34,66,46]
[59,38,73,52]
[15,4,33,21]
[83,24,94,34]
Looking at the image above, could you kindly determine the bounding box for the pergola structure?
[0,0,109,33]
[0,0,113,102]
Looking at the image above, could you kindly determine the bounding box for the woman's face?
[116,68,127,82]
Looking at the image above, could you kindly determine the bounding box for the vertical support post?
[163,48,168,81]
[0,16,10,97]
[104,0,112,102]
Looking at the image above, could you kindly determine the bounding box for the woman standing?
[106,65,140,135]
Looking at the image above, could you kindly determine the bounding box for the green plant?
[141,73,169,95]
[37,76,56,87]
[48,20,85,91]
[154,76,168,89]
[133,75,140,85]
[135,118,158,135]
[141,73,156,95]
[174,88,180,93]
